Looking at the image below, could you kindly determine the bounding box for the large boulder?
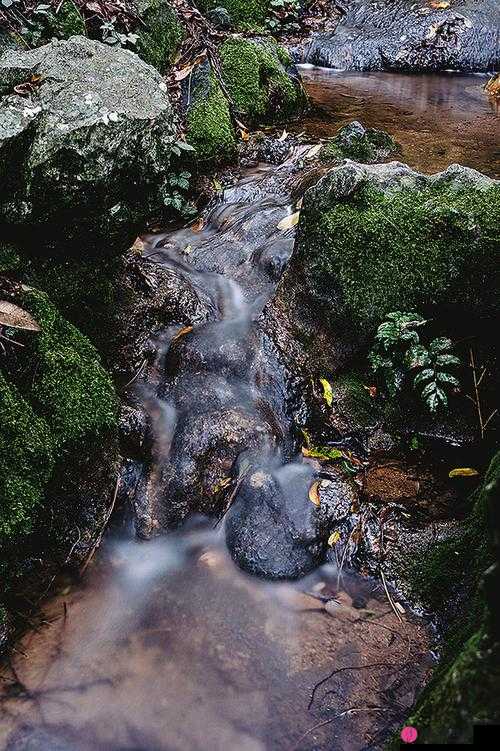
[276,161,499,369]
[303,0,500,72]
[0,36,176,249]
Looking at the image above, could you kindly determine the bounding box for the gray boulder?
[304,0,500,72]
[0,36,176,250]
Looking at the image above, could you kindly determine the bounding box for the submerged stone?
[0,36,176,250]
[321,120,398,164]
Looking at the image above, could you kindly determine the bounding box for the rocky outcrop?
[0,36,176,249]
[303,0,500,72]
[275,161,499,370]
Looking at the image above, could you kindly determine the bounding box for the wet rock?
[225,463,321,579]
[277,161,498,369]
[321,121,398,164]
[304,0,500,73]
[0,36,176,249]
[225,461,359,579]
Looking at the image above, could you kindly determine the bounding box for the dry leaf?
[171,325,193,343]
[278,129,288,142]
[130,237,144,254]
[296,197,303,210]
[319,377,333,407]
[308,480,321,506]
[364,384,377,398]
[183,244,193,255]
[328,531,341,546]
[0,301,41,331]
[305,143,323,159]
[325,599,341,616]
[430,0,450,8]
[191,217,205,232]
[449,468,479,478]
[240,128,250,141]
[278,210,300,231]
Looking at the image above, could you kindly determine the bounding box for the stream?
[0,70,498,750]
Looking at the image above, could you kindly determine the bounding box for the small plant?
[100,17,138,48]
[369,311,461,413]
[266,0,301,34]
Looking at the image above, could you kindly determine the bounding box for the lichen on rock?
[0,36,177,249]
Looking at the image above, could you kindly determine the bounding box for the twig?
[380,568,403,623]
[213,471,248,528]
[292,707,387,750]
[308,662,393,711]
[80,475,120,574]
[122,357,147,389]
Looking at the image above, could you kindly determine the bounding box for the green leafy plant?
[265,0,300,33]
[100,16,138,48]
[369,311,461,413]
[162,149,197,219]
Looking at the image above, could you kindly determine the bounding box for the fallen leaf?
[0,301,40,331]
[305,143,323,159]
[212,477,231,494]
[320,377,333,407]
[130,237,144,254]
[296,197,303,210]
[449,467,479,478]
[328,531,341,546]
[325,599,341,616]
[302,446,344,461]
[430,0,450,8]
[183,244,193,255]
[191,217,205,232]
[278,129,288,142]
[171,325,193,343]
[240,128,250,141]
[364,384,377,398]
[278,210,300,231]
[308,480,321,506]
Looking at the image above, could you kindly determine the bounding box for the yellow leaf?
[240,128,250,141]
[296,197,303,210]
[449,468,479,478]
[430,0,450,8]
[171,325,193,343]
[308,480,321,506]
[277,210,300,231]
[328,531,341,546]
[320,377,333,407]
[302,446,343,461]
[183,244,193,255]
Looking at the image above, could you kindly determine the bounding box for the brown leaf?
[191,217,205,232]
[0,301,41,331]
[308,480,321,506]
[171,325,193,343]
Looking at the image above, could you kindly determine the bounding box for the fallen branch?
[80,475,120,575]
[308,662,394,711]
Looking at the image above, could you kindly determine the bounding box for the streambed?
[1,70,497,750]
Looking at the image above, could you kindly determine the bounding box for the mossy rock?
[0,370,54,540]
[196,0,269,29]
[0,242,21,273]
[220,37,305,125]
[320,120,398,164]
[0,289,117,546]
[295,162,499,349]
[133,0,185,72]
[391,452,500,744]
[186,62,237,164]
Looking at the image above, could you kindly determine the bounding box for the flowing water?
[1,70,497,750]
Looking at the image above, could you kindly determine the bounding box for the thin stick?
[308,662,392,711]
[380,568,403,623]
[122,358,147,389]
[80,475,120,575]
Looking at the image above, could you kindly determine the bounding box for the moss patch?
[186,73,237,164]
[197,0,269,28]
[299,180,500,334]
[321,122,398,164]
[388,452,500,745]
[0,289,117,546]
[0,370,54,540]
[136,0,184,72]
[220,37,304,124]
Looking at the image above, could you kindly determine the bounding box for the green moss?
[0,243,21,273]
[320,124,397,164]
[186,74,237,164]
[0,370,54,540]
[220,37,304,124]
[301,181,500,333]
[196,0,269,28]
[21,289,117,447]
[332,371,379,429]
[136,0,184,72]
[52,1,86,38]
[386,452,500,746]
